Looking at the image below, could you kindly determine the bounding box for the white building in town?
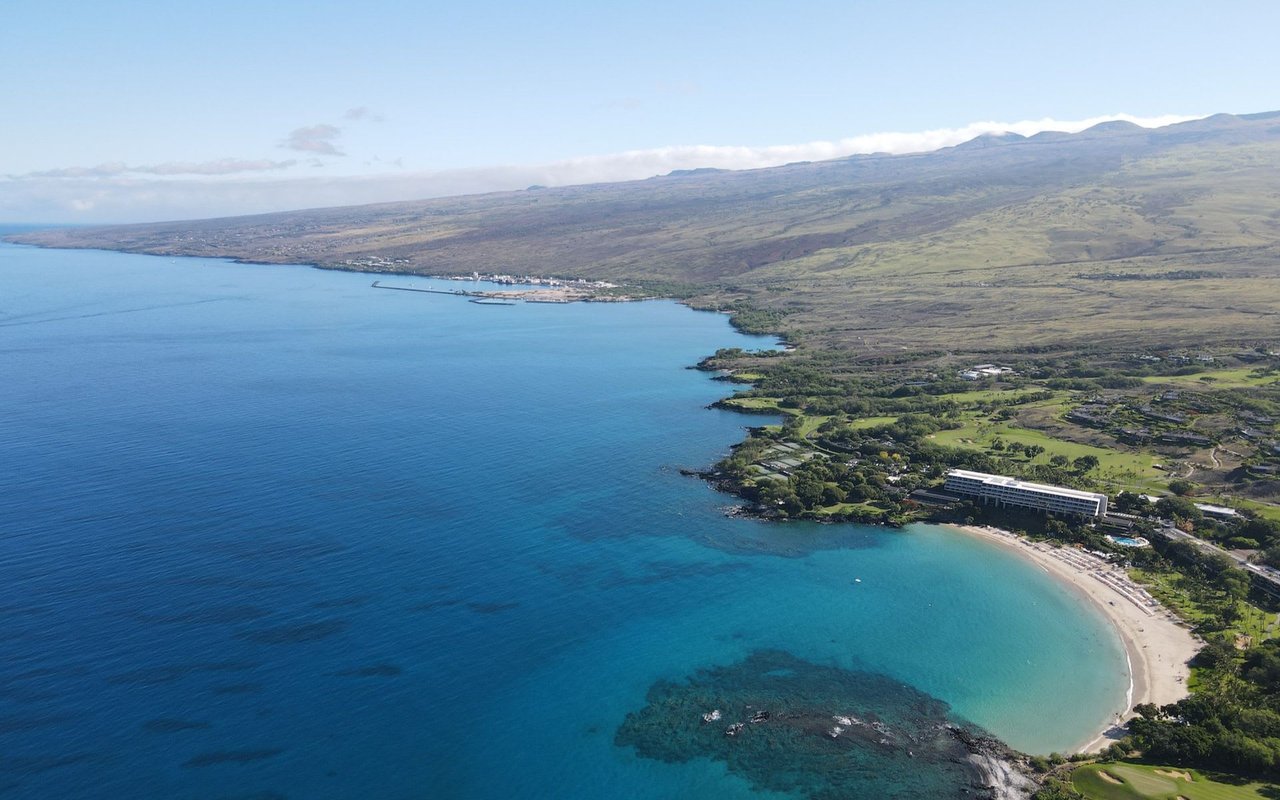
[944,469,1109,517]
[959,364,1015,380]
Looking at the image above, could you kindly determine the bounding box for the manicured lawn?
[1130,569,1278,644]
[1231,497,1280,523]
[723,396,785,411]
[930,386,1050,404]
[1141,368,1280,389]
[845,415,899,430]
[796,414,830,437]
[928,418,1163,487]
[1073,762,1275,799]
[813,500,885,517]
[760,412,831,439]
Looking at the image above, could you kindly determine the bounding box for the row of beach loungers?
[1026,540,1162,616]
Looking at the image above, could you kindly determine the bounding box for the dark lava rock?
[616,649,1016,799]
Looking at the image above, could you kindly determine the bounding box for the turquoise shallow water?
[0,236,1127,798]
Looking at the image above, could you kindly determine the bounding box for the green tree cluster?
[1127,603,1280,776]
[1031,777,1083,800]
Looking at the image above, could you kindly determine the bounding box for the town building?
[943,469,1109,517]
[1157,431,1213,447]
[958,364,1015,380]
[1194,503,1240,520]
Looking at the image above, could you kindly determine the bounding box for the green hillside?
[13,111,1280,357]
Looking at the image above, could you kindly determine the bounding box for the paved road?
[1153,523,1280,593]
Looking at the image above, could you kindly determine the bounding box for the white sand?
[946,524,1200,753]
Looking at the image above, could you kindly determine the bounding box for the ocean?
[0,236,1127,799]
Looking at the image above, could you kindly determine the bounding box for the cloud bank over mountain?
[2,113,1200,223]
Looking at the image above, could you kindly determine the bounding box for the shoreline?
[945,524,1200,754]
[0,236,639,304]
[1,236,1203,758]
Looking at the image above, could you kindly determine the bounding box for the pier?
[371,280,485,298]
[371,279,600,305]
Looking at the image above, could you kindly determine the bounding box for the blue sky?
[4,0,1278,223]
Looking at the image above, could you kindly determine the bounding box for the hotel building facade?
[943,469,1109,517]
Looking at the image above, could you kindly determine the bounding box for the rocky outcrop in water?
[616,649,1032,799]
[947,725,1037,799]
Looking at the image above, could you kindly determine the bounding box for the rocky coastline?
[948,726,1038,799]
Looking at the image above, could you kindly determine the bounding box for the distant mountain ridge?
[11,111,1280,355]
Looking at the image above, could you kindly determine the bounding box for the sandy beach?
[946,524,1200,753]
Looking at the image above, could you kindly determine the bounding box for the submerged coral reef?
[616,649,1027,799]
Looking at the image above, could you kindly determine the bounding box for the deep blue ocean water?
[0,236,1127,799]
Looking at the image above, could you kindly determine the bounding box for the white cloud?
[545,113,1201,177]
[283,124,344,156]
[343,106,384,122]
[9,159,299,179]
[0,113,1206,223]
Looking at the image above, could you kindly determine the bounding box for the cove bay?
[0,238,1128,798]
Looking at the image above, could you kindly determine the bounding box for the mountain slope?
[12,112,1280,355]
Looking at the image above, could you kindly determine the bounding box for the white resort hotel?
[943,469,1109,517]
